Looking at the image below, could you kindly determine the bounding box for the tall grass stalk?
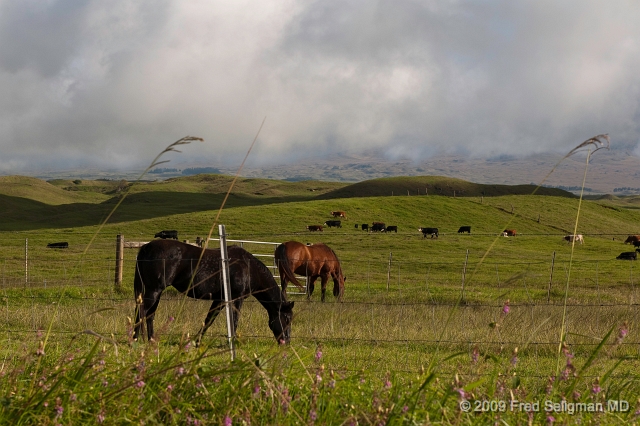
[556,148,592,376]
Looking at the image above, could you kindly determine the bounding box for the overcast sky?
[1,0,639,172]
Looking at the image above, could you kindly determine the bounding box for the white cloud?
[0,0,639,172]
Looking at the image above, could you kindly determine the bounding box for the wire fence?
[1,228,639,384]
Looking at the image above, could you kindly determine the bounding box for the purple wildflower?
[471,346,480,364]
[167,384,173,391]
[402,405,409,413]
[281,388,291,413]
[309,409,317,422]
[176,367,185,376]
[502,300,510,315]
[136,380,145,388]
[510,347,518,366]
[592,383,602,395]
[616,322,629,344]
[315,346,323,362]
[547,414,555,424]
[223,415,232,426]
[97,413,105,424]
[384,379,392,389]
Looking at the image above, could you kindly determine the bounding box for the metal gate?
[208,237,308,295]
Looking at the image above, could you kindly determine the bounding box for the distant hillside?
[0,176,110,204]
[316,176,575,199]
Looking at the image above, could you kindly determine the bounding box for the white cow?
[564,234,584,244]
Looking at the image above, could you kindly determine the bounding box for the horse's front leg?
[320,274,330,302]
[232,299,243,332]
[196,300,223,347]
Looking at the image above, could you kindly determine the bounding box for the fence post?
[547,251,556,303]
[218,224,236,361]
[25,238,28,287]
[461,249,469,301]
[115,234,124,287]
[386,252,392,290]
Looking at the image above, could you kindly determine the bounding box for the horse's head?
[269,301,294,345]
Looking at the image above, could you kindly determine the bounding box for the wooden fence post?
[461,249,469,301]
[547,251,556,303]
[25,238,28,287]
[115,234,124,287]
[386,252,392,290]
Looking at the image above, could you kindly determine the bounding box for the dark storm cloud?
[0,0,639,172]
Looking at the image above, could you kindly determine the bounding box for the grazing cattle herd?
[127,213,640,345]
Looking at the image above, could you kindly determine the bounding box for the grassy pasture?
[3,178,640,423]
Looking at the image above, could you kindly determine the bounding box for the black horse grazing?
[133,240,294,345]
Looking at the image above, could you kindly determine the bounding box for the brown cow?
[624,235,640,244]
[331,211,347,218]
[306,225,323,232]
[502,229,517,237]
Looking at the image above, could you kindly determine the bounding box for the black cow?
[617,252,637,260]
[355,224,358,229]
[361,224,369,231]
[154,230,178,240]
[458,226,471,234]
[47,242,69,249]
[371,222,386,232]
[324,220,342,228]
[419,227,439,238]
[385,226,398,233]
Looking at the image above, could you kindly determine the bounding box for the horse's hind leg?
[196,300,223,347]
[307,276,318,300]
[141,294,161,341]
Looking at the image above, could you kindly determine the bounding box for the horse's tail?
[329,248,345,299]
[275,244,303,289]
[133,256,145,340]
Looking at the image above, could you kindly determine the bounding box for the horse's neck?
[248,258,282,307]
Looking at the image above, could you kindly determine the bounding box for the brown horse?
[274,241,345,302]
